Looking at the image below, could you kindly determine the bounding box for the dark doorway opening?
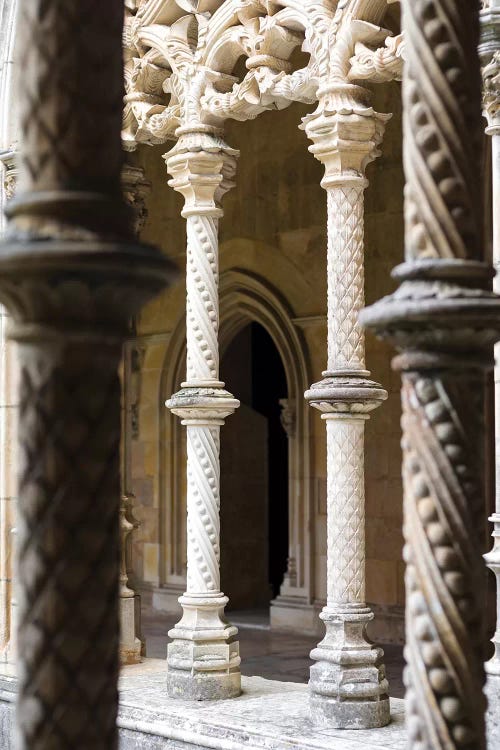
[220,322,289,612]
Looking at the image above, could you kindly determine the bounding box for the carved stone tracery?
[122,0,410,716]
[122,0,403,147]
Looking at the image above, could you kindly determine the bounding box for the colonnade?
[0,0,499,748]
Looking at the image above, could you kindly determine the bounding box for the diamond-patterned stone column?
[0,2,174,748]
[480,1,500,742]
[165,129,241,701]
[302,85,390,729]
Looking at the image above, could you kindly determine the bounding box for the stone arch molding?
[156,268,315,615]
[123,0,403,150]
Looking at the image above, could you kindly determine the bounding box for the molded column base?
[167,593,241,700]
[120,595,142,666]
[309,607,390,729]
[485,672,500,749]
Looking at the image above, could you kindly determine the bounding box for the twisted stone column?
[480,1,500,742]
[361,2,498,748]
[0,2,174,748]
[303,85,390,729]
[165,128,241,701]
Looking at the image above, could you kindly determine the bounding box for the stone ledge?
[0,659,407,749]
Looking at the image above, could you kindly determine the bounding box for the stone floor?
[142,607,406,698]
[0,607,409,749]
[118,660,407,750]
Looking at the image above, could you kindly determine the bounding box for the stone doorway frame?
[155,269,315,629]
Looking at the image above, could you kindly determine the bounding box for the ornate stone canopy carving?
[123,0,404,150]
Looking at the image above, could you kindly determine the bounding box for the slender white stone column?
[0,0,19,673]
[165,128,241,700]
[119,492,142,664]
[480,1,500,741]
[118,164,150,666]
[0,151,18,670]
[303,84,390,729]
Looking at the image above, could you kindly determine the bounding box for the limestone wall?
[126,78,405,641]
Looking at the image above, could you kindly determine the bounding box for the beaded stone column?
[0,2,173,748]
[480,0,500,742]
[303,85,390,729]
[361,2,499,748]
[165,128,241,701]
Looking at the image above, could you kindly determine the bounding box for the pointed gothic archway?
[156,269,314,628]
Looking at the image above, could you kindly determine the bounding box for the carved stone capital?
[164,129,239,216]
[0,150,18,203]
[302,83,390,183]
[483,52,500,130]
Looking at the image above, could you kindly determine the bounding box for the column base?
[485,671,500,749]
[120,595,142,665]
[309,606,390,729]
[167,593,241,701]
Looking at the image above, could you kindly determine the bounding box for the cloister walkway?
[142,607,406,698]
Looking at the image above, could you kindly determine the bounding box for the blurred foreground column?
[0,2,174,748]
[480,1,500,745]
[362,1,499,748]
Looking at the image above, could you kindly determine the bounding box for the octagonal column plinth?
[165,129,241,700]
[303,88,390,729]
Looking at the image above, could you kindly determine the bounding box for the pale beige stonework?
[128,81,405,649]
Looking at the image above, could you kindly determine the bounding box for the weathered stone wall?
[127,78,405,640]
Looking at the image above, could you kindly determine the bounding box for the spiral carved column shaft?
[361,1,498,749]
[402,371,486,750]
[303,89,390,729]
[0,1,174,747]
[166,131,241,701]
[185,213,220,385]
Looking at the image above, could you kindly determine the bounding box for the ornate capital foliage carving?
[122,0,404,149]
[480,1,500,128]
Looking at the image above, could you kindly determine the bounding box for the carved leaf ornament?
[123,0,405,148]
